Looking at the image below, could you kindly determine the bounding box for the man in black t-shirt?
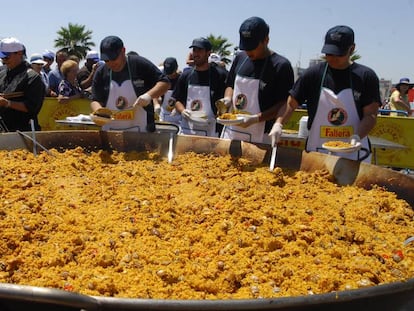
[270,25,380,162]
[172,37,227,137]
[220,17,294,143]
[91,36,169,132]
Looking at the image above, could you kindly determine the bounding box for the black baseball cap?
[321,25,354,56]
[239,17,269,51]
[100,36,124,61]
[163,57,178,75]
[189,38,212,51]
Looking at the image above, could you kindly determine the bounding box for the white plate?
[190,111,207,118]
[216,116,244,125]
[322,141,362,153]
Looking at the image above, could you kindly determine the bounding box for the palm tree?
[206,34,233,66]
[54,23,95,60]
[350,51,361,61]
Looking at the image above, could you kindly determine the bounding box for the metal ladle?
[16,121,53,156]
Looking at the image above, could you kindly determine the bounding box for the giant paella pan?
[0,130,413,311]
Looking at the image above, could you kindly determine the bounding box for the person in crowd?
[388,77,412,116]
[29,53,49,94]
[269,25,381,163]
[208,53,228,76]
[57,59,84,104]
[77,50,101,94]
[42,49,55,75]
[91,35,170,132]
[0,37,45,131]
[48,48,68,96]
[68,54,80,63]
[172,37,227,137]
[220,16,294,143]
[153,57,181,125]
[182,51,194,74]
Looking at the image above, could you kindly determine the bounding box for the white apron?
[160,90,181,125]
[221,75,264,143]
[102,74,147,132]
[180,84,216,137]
[307,78,371,163]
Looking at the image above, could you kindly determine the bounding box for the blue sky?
[2,0,413,84]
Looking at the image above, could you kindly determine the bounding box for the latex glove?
[268,122,283,147]
[215,97,232,116]
[350,134,361,146]
[134,93,152,108]
[181,109,191,120]
[239,114,259,128]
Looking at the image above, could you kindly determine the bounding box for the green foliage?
[54,23,95,60]
[350,52,361,61]
[206,34,234,65]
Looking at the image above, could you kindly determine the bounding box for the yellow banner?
[38,97,97,131]
[369,116,414,169]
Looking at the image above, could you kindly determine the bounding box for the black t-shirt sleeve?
[129,55,169,93]
[171,70,191,104]
[360,66,381,108]
[91,65,109,105]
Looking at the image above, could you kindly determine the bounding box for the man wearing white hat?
[0,37,45,131]
[30,53,49,94]
[78,50,101,92]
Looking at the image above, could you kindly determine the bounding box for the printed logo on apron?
[235,94,248,110]
[166,98,175,112]
[327,107,347,125]
[116,96,128,110]
[191,99,203,111]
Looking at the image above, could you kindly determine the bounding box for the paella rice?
[0,147,413,299]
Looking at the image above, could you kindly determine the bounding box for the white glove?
[239,114,259,128]
[269,122,283,147]
[134,93,152,107]
[181,109,191,120]
[350,134,361,146]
